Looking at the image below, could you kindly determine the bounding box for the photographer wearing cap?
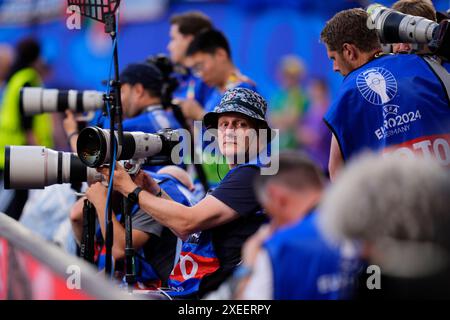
[64,63,182,171]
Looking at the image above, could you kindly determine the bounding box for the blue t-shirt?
[264,211,360,300]
[173,69,214,107]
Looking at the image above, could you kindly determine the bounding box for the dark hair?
[392,0,436,22]
[320,8,381,53]
[170,11,213,36]
[7,37,41,81]
[254,151,325,192]
[120,63,163,98]
[186,29,231,58]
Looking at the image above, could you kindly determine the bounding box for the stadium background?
[1,0,448,101]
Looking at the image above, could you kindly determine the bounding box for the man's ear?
[267,183,288,209]
[214,48,228,61]
[342,43,358,61]
[133,83,145,98]
[184,34,194,43]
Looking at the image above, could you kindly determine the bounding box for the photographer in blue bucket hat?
[94,87,277,297]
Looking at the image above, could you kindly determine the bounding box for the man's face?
[217,113,257,162]
[326,46,354,76]
[392,43,412,54]
[121,83,139,118]
[188,51,223,87]
[167,24,192,64]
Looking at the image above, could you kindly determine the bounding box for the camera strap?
[422,55,450,103]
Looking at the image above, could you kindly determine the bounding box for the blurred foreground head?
[319,153,450,279]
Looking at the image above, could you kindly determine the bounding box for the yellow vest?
[0,68,53,169]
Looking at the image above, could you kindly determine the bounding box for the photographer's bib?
[324,54,450,166]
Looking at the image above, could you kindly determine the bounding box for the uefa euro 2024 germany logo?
[357,68,398,105]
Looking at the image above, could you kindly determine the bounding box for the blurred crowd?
[0,0,449,300]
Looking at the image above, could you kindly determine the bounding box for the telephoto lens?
[4,146,102,189]
[77,126,181,168]
[367,4,438,44]
[20,88,104,116]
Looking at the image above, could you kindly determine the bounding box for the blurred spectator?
[391,0,437,54]
[0,37,53,220]
[0,44,13,96]
[297,78,331,174]
[269,55,308,150]
[319,154,450,299]
[233,151,359,300]
[167,11,214,197]
[184,29,258,119]
[183,29,258,187]
[168,11,214,106]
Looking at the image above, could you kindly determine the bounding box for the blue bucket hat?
[203,88,271,132]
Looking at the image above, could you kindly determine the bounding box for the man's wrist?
[123,182,138,197]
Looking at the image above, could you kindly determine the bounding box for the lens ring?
[77,126,107,167]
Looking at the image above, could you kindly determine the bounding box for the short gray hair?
[254,151,325,202]
[319,153,450,245]
[319,153,450,276]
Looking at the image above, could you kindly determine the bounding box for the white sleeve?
[241,249,273,300]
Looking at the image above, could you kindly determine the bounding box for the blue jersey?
[167,230,220,297]
[167,162,265,297]
[324,54,450,166]
[173,69,213,106]
[264,211,360,300]
[103,105,181,133]
[95,171,192,287]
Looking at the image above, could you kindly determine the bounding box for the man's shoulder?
[227,72,257,92]
[275,214,318,240]
[224,164,260,180]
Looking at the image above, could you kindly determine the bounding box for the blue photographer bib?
[264,210,360,300]
[95,172,192,288]
[167,162,265,297]
[324,54,450,166]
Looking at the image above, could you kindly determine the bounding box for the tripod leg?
[80,199,96,264]
[123,197,136,286]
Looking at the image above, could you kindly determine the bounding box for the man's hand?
[98,162,137,196]
[132,170,160,195]
[63,110,78,136]
[85,182,108,209]
[180,99,205,121]
[241,224,273,268]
